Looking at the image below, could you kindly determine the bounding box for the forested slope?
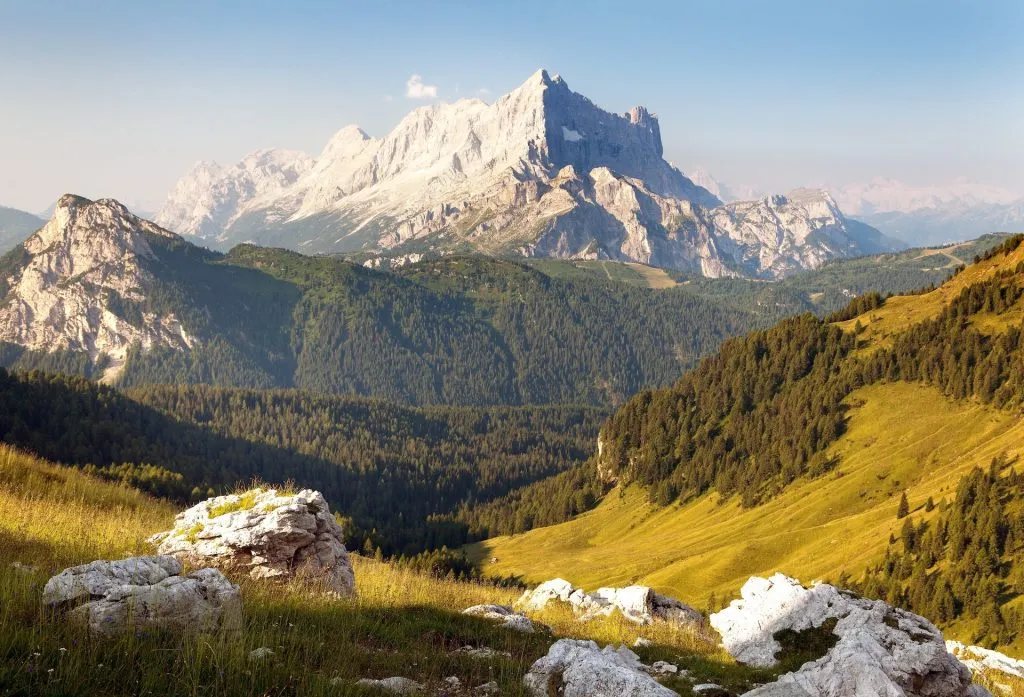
[469,235,1024,650]
[0,370,601,556]
[2,229,1006,407]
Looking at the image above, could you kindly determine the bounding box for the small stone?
[463,604,541,633]
[476,681,500,695]
[650,660,678,675]
[354,677,425,695]
[457,646,512,659]
[633,637,652,648]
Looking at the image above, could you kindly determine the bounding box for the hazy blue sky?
[1,0,1022,212]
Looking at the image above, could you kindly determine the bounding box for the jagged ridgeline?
[0,196,1005,407]
[467,235,1024,648]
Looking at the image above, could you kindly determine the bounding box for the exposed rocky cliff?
[157,70,899,279]
[0,195,196,378]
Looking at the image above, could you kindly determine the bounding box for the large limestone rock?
[518,578,700,628]
[42,556,241,637]
[710,574,989,697]
[523,639,677,697]
[152,488,355,595]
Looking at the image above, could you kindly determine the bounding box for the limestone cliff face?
[156,69,898,278]
[0,195,196,376]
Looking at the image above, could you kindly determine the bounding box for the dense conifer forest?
[1,234,1006,407]
[0,370,601,556]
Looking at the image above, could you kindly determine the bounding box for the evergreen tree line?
[852,456,1024,647]
[0,369,602,556]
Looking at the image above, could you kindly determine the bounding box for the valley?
[4,4,1023,695]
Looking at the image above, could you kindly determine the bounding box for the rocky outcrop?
[462,603,541,633]
[517,578,700,628]
[947,641,1024,680]
[523,639,677,697]
[155,69,894,278]
[0,195,196,377]
[42,556,241,636]
[152,488,355,595]
[710,574,989,697]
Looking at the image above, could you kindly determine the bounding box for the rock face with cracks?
[152,488,355,595]
[710,574,990,697]
[42,556,241,637]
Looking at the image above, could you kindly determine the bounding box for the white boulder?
[518,578,700,628]
[43,556,241,637]
[523,639,678,697]
[710,574,989,697]
[152,488,355,596]
[462,603,541,633]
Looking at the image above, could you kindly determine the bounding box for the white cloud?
[383,95,393,103]
[405,74,438,100]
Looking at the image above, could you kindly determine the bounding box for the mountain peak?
[0,196,194,374]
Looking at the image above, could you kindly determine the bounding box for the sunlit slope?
[836,238,1024,349]
[470,382,1023,605]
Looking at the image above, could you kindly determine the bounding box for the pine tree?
[897,491,910,519]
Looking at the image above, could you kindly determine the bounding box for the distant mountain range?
[833,177,1024,247]
[689,170,1024,248]
[155,69,902,280]
[0,205,43,253]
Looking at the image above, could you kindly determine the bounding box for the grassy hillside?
[0,444,786,696]
[468,234,1024,653]
[835,236,1024,350]
[469,382,1023,647]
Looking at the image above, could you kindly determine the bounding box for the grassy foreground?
[470,382,1024,654]
[0,443,780,696]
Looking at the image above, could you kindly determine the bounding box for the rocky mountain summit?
[0,194,196,379]
[157,70,900,279]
